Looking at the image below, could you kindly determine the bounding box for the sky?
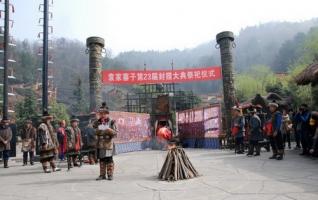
[7,0,318,55]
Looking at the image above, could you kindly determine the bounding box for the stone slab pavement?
[0,148,318,200]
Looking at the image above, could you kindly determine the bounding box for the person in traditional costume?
[231,106,245,154]
[281,109,292,149]
[57,120,67,161]
[247,108,262,156]
[82,112,97,165]
[37,111,61,173]
[0,118,12,168]
[268,102,284,160]
[65,116,82,168]
[93,102,117,181]
[21,120,36,166]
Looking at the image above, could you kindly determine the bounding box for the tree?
[285,27,318,108]
[50,100,70,127]
[301,27,318,64]
[272,32,306,72]
[235,65,277,102]
[15,89,38,129]
[71,77,88,114]
[266,82,283,95]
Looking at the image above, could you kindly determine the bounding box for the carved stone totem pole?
[216,31,236,136]
[86,37,105,112]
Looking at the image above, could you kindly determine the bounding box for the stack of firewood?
[158,147,199,181]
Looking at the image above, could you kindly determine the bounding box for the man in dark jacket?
[247,108,262,156]
[295,104,311,155]
[82,112,97,165]
[268,102,284,160]
[0,118,12,168]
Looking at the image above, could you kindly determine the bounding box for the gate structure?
[86,31,236,152]
[125,83,199,137]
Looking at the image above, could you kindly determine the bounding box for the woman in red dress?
[57,120,67,161]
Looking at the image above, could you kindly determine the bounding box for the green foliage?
[301,27,318,63]
[234,20,318,71]
[285,28,318,108]
[287,81,311,108]
[235,25,318,109]
[272,32,306,72]
[235,65,277,102]
[311,86,318,110]
[15,89,38,129]
[235,74,259,102]
[49,100,70,126]
[13,40,40,85]
[265,82,292,97]
[285,58,313,108]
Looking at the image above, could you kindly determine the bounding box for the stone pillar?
[86,37,105,112]
[216,31,236,136]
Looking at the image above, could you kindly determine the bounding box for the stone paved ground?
[1,148,318,200]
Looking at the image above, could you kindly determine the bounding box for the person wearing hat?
[65,116,82,168]
[21,119,37,166]
[0,118,12,168]
[82,112,97,165]
[247,108,262,156]
[268,102,284,160]
[231,106,245,154]
[93,102,117,181]
[37,111,61,173]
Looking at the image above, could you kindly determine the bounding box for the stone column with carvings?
[86,36,105,112]
[216,31,236,136]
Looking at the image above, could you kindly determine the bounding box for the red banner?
[102,66,222,84]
